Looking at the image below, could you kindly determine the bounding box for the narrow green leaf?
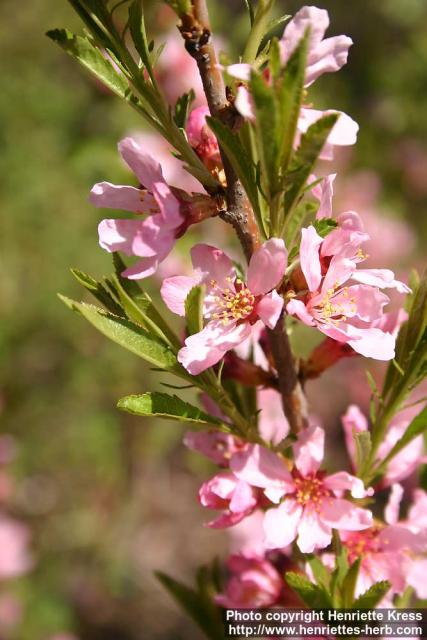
[243,0,255,27]
[352,580,390,609]
[284,113,338,215]
[342,558,361,607]
[185,286,205,337]
[117,392,223,425]
[112,254,181,349]
[156,571,224,640]
[354,431,372,476]
[174,90,196,129]
[128,0,154,81]
[308,556,330,590]
[285,572,332,608]
[71,268,124,316]
[312,218,338,238]
[379,405,427,470]
[250,70,279,197]
[47,29,130,98]
[206,117,260,217]
[283,201,316,248]
[276,30,309,173]
[58,296,180,372]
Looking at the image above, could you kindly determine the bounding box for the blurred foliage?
[0,0,426,638]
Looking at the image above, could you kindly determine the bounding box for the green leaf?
[276,30,309,173]
[283,201,316,248]
[308,556,331,590]
[174,90,196,129]
[353,431,372,476]
[47,29,131,99]
[352,580,391,609]
[312,218,338,238]
[341,558,361,607]
[128,0,154,80]
[285,572,332,608]
[185,286,205,337]
[71,268,124,316]
[243,0,255,26]
[379,405,427,471]
[206,117,260,218]
[58,296,181,372]
[284,113,338,215]
[156,571,224,640]
[117,392,223,425]
[111,254,181,349]
[249,70,279,197]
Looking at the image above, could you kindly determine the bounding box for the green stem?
[242,0,276,64]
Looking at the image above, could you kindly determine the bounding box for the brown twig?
[180,2,260,260]
[179,0,308,432]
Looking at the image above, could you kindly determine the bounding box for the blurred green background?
[0,0,426,638]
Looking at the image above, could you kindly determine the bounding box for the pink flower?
[186,106,221,168]
[199,472,258,528]
[342,404,427,487]
[155,31,205,105]
[161,239,287,374]
[231,425,372,553]
[335,485,427,600]
[183,430,245,467]
[279,6,353,87]
[91,137,216,279]
[215,554,282,608]
[286,219,410,360]
[0,516,32,579]
[229,6,358,160]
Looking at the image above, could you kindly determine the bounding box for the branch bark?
[180,0,308,432]
[180,1,260,260]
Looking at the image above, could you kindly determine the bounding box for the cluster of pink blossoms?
[85,3,426,614]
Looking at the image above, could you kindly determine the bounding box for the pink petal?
[89,182,157,213]
[207,511,250,529]
[231,444,293,492]
[305,35,353,86]
[161,275,201,316]
[324,471,369,499]
[280,6,330,69]
[98,219,155,256]
[385,484,404,526]
[286,299,315,326]
[313,173,336,219]
[257,389,289,446]
[122,257,159,280]
[345,326,396,360]
[352,269,411,294]
[339,284,389,322]
[320,498,372,530]
[178,321,251,375]
[191,244,235,289]
[225,63,252,81]
[263,501,302,549]
[118,137,164,189]
[186,106,211,147]
[296,510,332,553]
[235,86,256,122]
[247,239,288,295]
[256,291,284,329]
[151,182,182,228]
[229,480,257,513]
[300,226,323,292]
[293,425,324,475]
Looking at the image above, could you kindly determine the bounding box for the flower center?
[293,473,331,510]
[315,284,357,327]
[211,278,255,325]
[344,527,382,563]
